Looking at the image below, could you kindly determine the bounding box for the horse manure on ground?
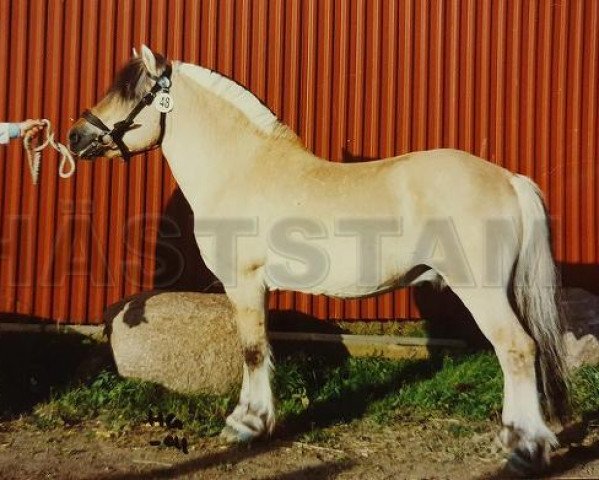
[147,410,188,454]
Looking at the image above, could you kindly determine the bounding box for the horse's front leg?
[221,275,274,442]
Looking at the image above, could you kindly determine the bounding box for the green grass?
[570,365,599,415]
[34,371,235,435]
[375,353,504,422]
[28,351,599,438]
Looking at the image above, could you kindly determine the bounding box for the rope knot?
[23,119,76,185]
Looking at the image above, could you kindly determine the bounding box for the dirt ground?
[0,417,597,480]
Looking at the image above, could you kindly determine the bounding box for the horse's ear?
[132,47,139,59]
[140,44,159,77]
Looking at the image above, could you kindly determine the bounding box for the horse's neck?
[160,70,268,212]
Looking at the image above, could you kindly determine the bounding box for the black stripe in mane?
[108,53,167,101]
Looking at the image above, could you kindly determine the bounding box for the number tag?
[155,92,174,113]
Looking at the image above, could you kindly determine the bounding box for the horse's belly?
[263,234,409,297]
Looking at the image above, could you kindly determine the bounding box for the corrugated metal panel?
[0,0,597,324]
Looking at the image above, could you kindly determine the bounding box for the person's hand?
[19,119,44,137]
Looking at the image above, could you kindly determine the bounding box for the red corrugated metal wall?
[0,0,597,324]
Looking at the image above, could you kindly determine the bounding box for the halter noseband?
[81,64,173,161]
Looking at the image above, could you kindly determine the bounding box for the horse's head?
[68,45,171,160]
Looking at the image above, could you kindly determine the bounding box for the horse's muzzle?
[67,122,105,159]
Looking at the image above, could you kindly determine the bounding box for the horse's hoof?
[505,445,550,477]
[219,424,256,444]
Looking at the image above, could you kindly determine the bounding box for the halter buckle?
[157,76,171,90]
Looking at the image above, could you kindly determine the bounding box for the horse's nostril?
[69,131,80,146]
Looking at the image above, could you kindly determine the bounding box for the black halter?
[82,64,173,161]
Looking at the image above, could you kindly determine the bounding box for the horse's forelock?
[108,53,167,101]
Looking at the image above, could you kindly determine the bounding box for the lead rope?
[23,119,76,185]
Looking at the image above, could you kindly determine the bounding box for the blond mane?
[178,63,282,136]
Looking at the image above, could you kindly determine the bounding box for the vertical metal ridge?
[412,0,428,150]
[218,0,234,75]
[428,0,444,149]
[266,0,285,120]
[201,0,218,68]
[490,0,506,165]
[536,0,553,196]
[520,0,538,178]
[251,0,268,100]
[184,0,201,64]
[505,0,522,173]
[566,0,584,263]
[459,0,476,152]
[582,0,598,263]
[475,0,491,159]
[444,0,460,148]
[550,0,569,263]
[300,0,317,151]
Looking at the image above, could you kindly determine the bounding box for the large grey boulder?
[562,288,599,369]
[564,331,599,370]
[105,292,242,395]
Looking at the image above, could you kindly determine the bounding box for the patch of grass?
[273,353,418,422]
[379,353,504,422]
[34,371,234,436]
[570,365,599,414]
[28,350,599,439]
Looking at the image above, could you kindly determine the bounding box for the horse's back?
[249,146,520,223]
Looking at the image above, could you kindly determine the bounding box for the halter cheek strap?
[82,64,173,161]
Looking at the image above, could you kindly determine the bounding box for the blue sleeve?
[8,123,20,139]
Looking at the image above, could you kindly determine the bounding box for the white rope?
[23,119,76,185]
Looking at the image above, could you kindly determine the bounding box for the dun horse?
[69,46,568,473]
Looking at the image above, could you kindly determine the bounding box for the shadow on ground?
[92,441,354,480]
[0,327,113,417]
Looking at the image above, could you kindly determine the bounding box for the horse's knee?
[508,336,535,366]
[496,329,536,371]
[243,344,266,370]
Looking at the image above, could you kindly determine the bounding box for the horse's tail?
[510,174,569,420]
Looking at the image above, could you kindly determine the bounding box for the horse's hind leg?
[449,285,556,473]
[220,274,274,442]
